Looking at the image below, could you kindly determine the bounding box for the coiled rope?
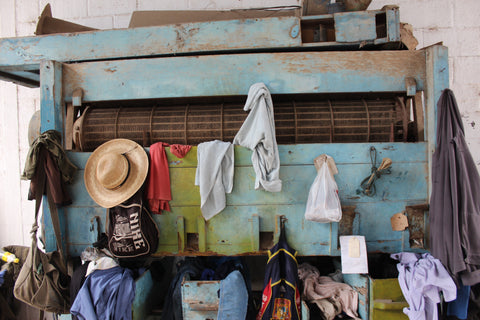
[357,146,392,197]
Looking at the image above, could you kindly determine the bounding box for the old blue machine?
[0,5,448,319]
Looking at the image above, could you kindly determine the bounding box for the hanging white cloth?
[195,140,234,220]
[233,83,282,192]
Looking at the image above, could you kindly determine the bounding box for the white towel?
[233,83,282,192]
[195,140,234,220]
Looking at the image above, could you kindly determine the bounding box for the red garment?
[170,144,192,158]
[147,142,171,214]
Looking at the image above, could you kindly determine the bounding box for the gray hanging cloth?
[430,89,480,286]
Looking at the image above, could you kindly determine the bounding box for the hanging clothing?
[429,89,480,285]
[217,270,248,320]
[298,263,360,320]
[70,263,89,320]
[257,223,301,320]
[28,146,72,206]
[233,83,282,193]
[147,142,172,213]
[70,266,136,320]
[86,257,119,278]
[170,144,192,159]
[195,140,234,220]
[22,129,77,184]
[391,252,456,320]
[447,284,470,319]
[147,142,192,213]
[161,258,204,320]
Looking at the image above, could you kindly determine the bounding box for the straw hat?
[84,139,148,208]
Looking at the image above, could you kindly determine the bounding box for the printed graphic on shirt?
[271,298,291,319]
[109,204,149,257]
[111,211,145,252]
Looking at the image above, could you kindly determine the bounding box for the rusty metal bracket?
[249,214,260,252]
[197,216,206,252]
[177,216,185,252]
[338,205,357,248]
[405,203,429,249]
[274,215,287,243]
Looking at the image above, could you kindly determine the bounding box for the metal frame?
[1,6,402,87]
[1,12,449,319]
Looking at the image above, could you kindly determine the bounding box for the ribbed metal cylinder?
[73,97,404,151]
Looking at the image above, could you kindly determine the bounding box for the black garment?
[257,224,301,320]
[161,258,203,320]
[430,89,480,285]
[70,263,89,320]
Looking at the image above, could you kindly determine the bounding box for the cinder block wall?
[0,0,478,246]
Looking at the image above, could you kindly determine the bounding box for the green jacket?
[22,130,77,183]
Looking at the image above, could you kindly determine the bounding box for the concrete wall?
[0,0,479,246]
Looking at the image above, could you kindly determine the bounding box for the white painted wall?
[0,0,479,247]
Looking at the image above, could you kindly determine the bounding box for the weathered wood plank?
[335,11,377,42]
[40,61,67,253]
[66,142,428,169]
[61,50,427,102]
[64,141,428,256]
[65,198,422,256]
[67,161,427,207]
[0,17,300,68]
[424,45,449,196]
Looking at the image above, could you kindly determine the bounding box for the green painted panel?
[64,142,428,256]
[66,142,428,169]
[167,163,427,206]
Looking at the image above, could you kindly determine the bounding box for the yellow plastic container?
[369,278,408,320]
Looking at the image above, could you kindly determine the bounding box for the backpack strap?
[33,148,67,262]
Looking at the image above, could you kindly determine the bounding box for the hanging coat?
[233,83,282,193]
[429,89,480,286]
[257,223,301,320]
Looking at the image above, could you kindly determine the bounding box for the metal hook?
[280,215,288,229]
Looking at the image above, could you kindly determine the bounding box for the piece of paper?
[340,235,368,274]
[348,237,360,258]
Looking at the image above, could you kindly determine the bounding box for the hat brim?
[84,139,149,208]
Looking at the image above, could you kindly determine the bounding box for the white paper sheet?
[340,235,368,274]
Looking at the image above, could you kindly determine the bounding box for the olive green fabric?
[14,150,71,314]
[22,129,77,184]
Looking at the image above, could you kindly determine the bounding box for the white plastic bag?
[305,159,342,223]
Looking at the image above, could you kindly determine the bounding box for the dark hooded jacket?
[430,89,480,285]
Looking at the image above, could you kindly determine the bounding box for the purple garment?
[391,252,456,320]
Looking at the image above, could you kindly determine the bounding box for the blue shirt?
[71,266,136,320]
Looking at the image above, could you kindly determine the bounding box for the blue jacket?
[71,266,136,320]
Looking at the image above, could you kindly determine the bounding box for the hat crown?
[84,138,148,208]
[96,153,129,190]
